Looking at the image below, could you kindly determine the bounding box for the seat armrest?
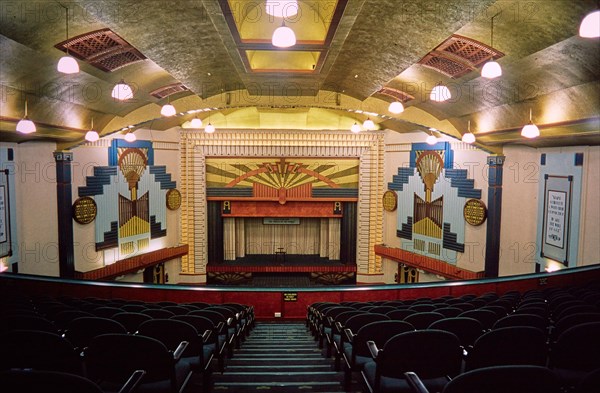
[118,369,146,393]
[404,372,430,393]
[216,321,225,334]
[367,340,380,359]
[173,341,189,361]
[334,321,343,333]
[343,328,355,344]
[326,316,334,327]
[202,329,212,343]
[226,317,234,326]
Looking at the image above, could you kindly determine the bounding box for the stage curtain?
[328,218,341,260]
[320,219,329,258]
[235,218,245,258]
[223,218,236,261]
[244,218,320,255]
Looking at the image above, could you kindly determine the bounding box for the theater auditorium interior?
[0,0,599,392]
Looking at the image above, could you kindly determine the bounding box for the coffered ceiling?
[0,0,598,152]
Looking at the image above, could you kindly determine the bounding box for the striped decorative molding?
[180,130,385,276]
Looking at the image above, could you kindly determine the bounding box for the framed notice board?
[541,175,572,265]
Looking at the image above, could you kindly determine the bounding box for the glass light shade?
[426,134,437,145]
[85,130,99,142]
[363,118,375,130]
[521,122,540,138]
[57,55,80,74]
[388,101,404,114]
[190,118,203,128]
[481,60,502,78]
[16,118,36,134]
[160,103,176,117]
[462,132,476,144]
[111,81,133,101]
[272,25,296,48]
[265,0,298,18]
[430,85,451,102]
[350,122,361,133]
[205,123,216,133]
[124,132,136,142]
[579,10,600,38]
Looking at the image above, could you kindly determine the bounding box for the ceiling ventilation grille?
[150,83,189,99]
[419,34,504,78]
[376,87,415,103]
[55,28,147,72]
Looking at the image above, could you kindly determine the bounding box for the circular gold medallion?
[72,196,97,224]
[166,189,182,210]
[383,190,398,212]
[464,199,487,226]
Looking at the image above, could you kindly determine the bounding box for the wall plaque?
[463,199,487,226]
[283,292,298,302]
[73,196,97,224]
[166,189,182,210]
[383,190,398,212]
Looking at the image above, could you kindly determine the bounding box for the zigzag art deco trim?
[179,130,385,277]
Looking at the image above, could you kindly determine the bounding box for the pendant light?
[481,13,502,79]
[272,20,296,48]
[16,100,36,134]
[350,122,361,133]
[426,134,437,145]
[388,101,404,114]
[85,118,99,142]
[124,131,136,142]
[111,80,133,101]
[205,123,215,133]
[430,82,451,102]
[462,120,476,144]
[190,117,203,128]
[521,109,540,138]
[160,96,176,117]
[579,10,600,38]
[57,5,79,74]
[265,0,298,18]
[363,118,375,130]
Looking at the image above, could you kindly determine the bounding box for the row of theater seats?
[307,283,600,393]
[0,295,254,393]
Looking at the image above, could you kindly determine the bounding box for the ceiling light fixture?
[350,122,361,133]
[430,82,451,102]
[16,100,36,134]
[205,123,215,133]
[85,118,99,142]
[111,80,133,101]
[265,0,298,18]
[190,117,203,128]
[363,118,375,130]
[521,109,540,138]
[481,12,502,79]
[579,10,600,38]
[388,101,405,114]
[462,120,476,144]
[426,134,438,145]
[57,5,79,74]
[272,20,296,48]
[160,96,176,117]
[124,131,136,142]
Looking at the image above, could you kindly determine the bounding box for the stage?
[206,254,356,286]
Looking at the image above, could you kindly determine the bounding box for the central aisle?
[213,322,357,392]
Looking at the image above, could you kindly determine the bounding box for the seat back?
[344,313,390,334]
[64,317,127,349]
[458,309,498,330]
[493,313,548,331]
[428,317,484,348]
[378,329,462,379]
[112,312,153,333]
[442,365,560,393]
[354,320,414,358]
[404,312,445,329]
[467,326,547,370]
[0,369,104,393]
[138,318,201,356]
[551,322,600,371]
[0,330,81,374]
